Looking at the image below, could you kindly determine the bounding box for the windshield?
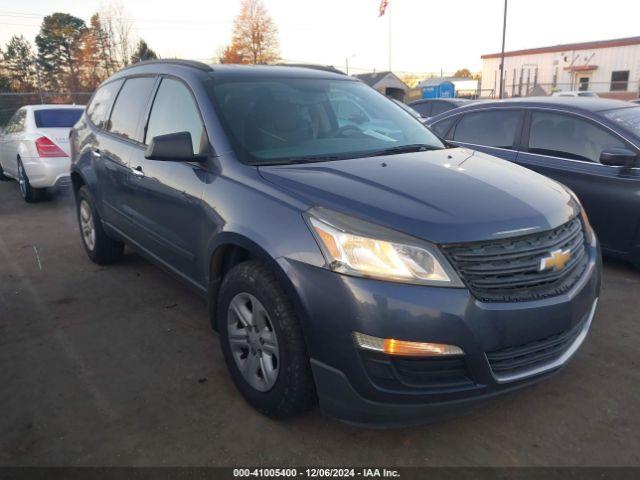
[34,108,84,128]
[603,107,640,138]
[209,77,444,164]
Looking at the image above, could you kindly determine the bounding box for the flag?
[378,0,389,17]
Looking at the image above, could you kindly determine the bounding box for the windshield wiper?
[259,155,344,166]
[369,144,444,157]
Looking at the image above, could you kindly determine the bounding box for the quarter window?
[107,77,156,142]
[431,116,455,138]
[145,78,205,154]
[528,111,626,163]
[611,71,629,91]
[5,109,26,133]
[453,110,522,149]
[87,80,123,129]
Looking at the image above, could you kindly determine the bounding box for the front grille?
[361,351,473,390]
[486,316,586,379]
[442,217,589,302]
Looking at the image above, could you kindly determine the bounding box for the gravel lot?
[1,180,639,467]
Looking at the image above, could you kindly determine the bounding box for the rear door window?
[145,78,206,154]
[87,80,123,129]
[411,102,432,117]
[34,109,83,128]
[107,77,156,142]
[453,110,522,149]
[430,101,453,116]
[528,111,626,162]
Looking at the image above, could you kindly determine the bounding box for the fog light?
[353,332,464,357]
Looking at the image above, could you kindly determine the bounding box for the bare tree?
[99,1,135,68]
[230,0,280,64]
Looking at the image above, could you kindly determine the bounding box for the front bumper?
[22,156,70,188]
[278,243,601,427]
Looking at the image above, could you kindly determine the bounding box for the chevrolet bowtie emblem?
[540,249,572,272]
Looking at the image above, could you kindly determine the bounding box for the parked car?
[630,99,640,105]
[70,60,601,426]
[408,98,472,119]
[426,97,640,267]
[0,104,84,202]
[552,91,600,98]
[390,98,429,124]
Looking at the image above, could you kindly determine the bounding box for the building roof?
[481,36,640,59]
[353,71,394,87]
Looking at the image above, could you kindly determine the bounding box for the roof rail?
[274,63,347,75]
[120,59,213,73]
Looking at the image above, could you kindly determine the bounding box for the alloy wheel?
[227,292,280,392]
[18,163,27,198]
[79,199,96,251]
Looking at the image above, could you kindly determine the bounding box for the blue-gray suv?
[69,60,601,426]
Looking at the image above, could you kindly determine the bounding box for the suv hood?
[258,148,577,244]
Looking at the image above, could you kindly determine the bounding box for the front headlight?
[558,182,596,246]
[304,207,463,287]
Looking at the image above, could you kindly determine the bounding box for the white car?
[551,90,600,98]
[0,104,84,202]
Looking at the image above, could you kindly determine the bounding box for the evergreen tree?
[2,35,36,92]
[36,13,86,91]
[130,40,158,64]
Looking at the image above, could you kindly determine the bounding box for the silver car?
[0,104,84,202]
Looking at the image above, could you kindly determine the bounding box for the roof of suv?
[115,59,350,81]
[447,96,634,114]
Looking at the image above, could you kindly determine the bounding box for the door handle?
[92,148,101,157]
[131,165,145,178]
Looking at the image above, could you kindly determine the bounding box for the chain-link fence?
[480,81,640,100]
[0,91,93,126]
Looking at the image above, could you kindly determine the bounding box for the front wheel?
[217,260,316,418]
[76,185,124,264]
[17,160,45,203]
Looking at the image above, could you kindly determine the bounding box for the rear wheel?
[17,159,45,203]
[76,185,124,264]
[217,260,316,418]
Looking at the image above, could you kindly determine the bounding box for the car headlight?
[304,207,463,287]
[557,182,596,246]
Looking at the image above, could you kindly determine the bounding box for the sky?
[1,0,639,75]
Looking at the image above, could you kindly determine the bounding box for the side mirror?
[599,148,637,168]
[145,131,207,162]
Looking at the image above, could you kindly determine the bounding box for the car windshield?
[602,106,640,137]
[34,108,84,128]
[208,77,444,165]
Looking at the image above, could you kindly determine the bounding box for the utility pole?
[32,57,44,104]
[388,2,392,71]
[498,0,508,99]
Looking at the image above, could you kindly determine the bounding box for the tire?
[0,163,12,181]
[217,260,316,418]
[17,159,45,203]
[76,185,124,265]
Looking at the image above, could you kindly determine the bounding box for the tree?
[100,2,134,68]
[131,39,158,64]
[36,13,86,91]
[228,0,279,64]
[2,35,36,92]
[89,13,117,77]
[218,43,247,64]
[453,68,473,78]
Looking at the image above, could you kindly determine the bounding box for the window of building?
[611,71,630,92]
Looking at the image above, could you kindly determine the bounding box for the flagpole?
[388,2,392,71]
